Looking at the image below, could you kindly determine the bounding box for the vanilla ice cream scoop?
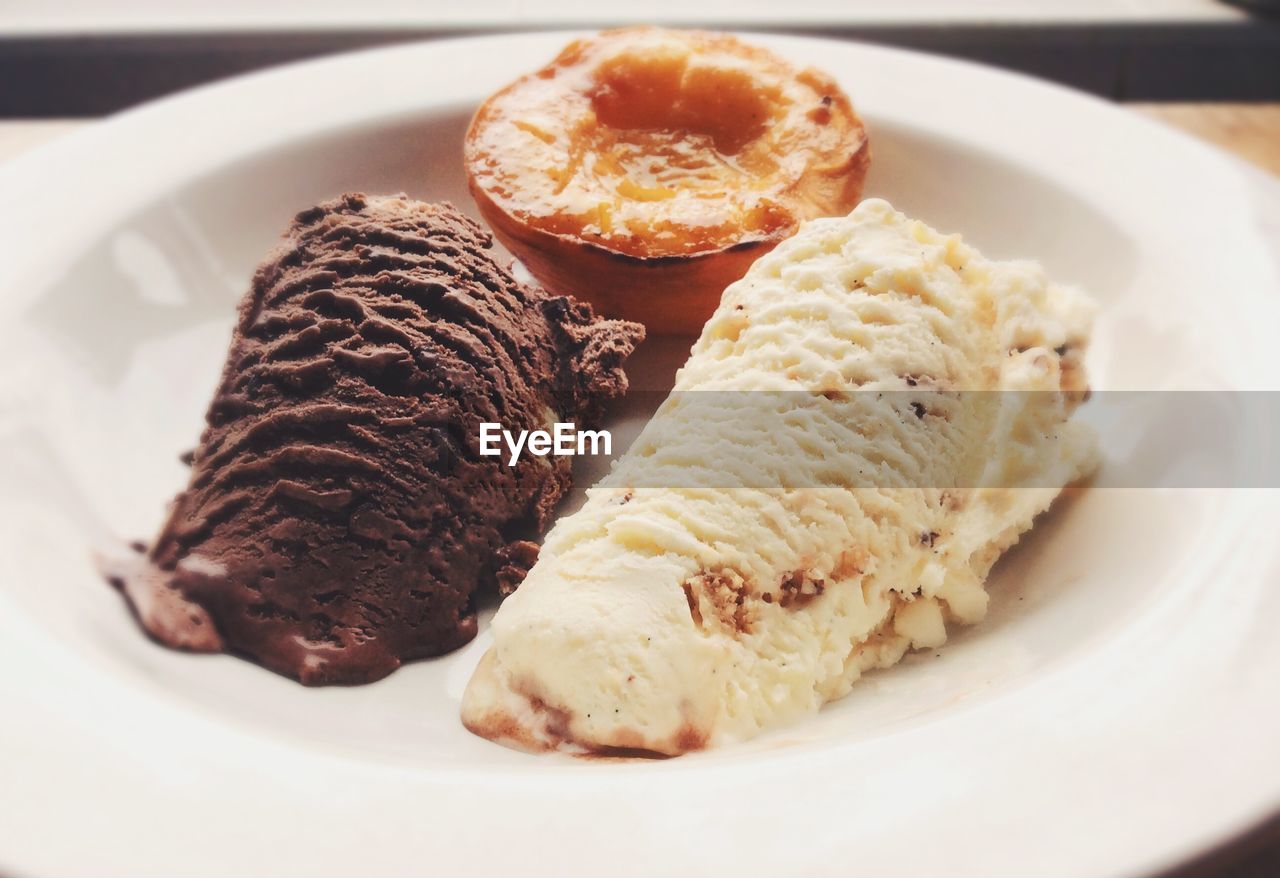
[461,199,1098,755]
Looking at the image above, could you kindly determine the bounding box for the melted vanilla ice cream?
[462,199,1098,755]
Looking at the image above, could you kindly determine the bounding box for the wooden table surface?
[0,104,1277,878]
[1134,103,1280,178]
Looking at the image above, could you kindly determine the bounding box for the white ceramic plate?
[2,32,1279,878]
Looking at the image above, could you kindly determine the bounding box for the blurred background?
[3,0,1278,175]
[3,0,1280,113]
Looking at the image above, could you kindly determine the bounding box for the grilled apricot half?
[464,27,871,334]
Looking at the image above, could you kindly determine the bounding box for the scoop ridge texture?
[462,198,1096,754]
[113,194,643,685]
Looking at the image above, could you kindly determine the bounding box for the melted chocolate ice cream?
[109,194,642,684]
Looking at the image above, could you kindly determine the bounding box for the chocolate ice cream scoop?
[109,194,643,685]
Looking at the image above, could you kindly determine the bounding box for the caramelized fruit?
[465,27,871,333]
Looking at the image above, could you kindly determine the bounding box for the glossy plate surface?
[1,32,1278,878]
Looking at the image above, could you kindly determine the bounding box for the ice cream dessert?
[108,194,643,685]
[462,198,1097,754]
[465,27,870,333]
